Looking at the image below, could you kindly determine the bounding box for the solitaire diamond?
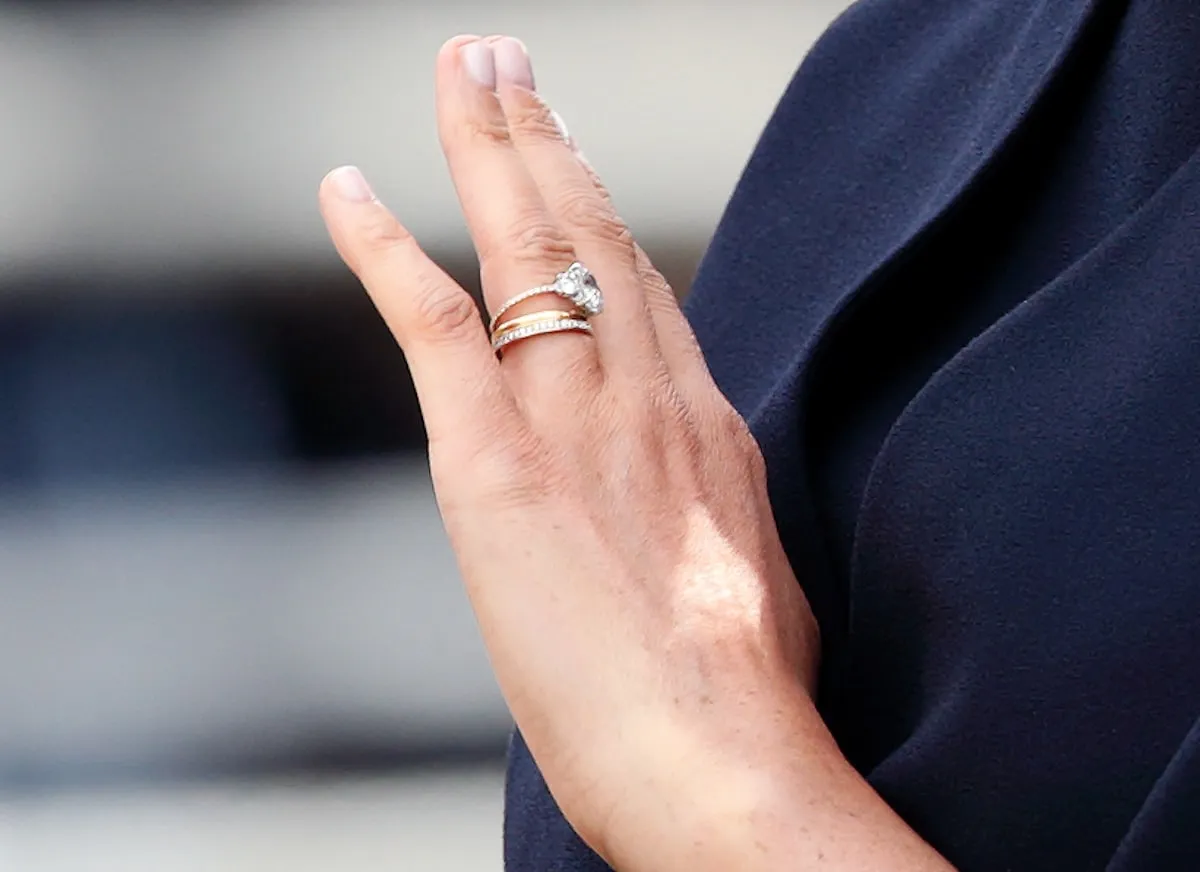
[487,262,606,336]
[556,263,604,316]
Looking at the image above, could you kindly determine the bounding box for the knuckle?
[410,285,481,341]
[715,402,753,444]
[508,219,576,268]
[743,431,770,484]
[558,189,635,250]
[476,207,574,272]
[358,209,415,254]
[660,390,701,453]
[638,257,672,294]
[718,406,769,479]
[461,114,513,148]
[641,267,681,312]
[505,94,558,140]
[644,366,685,417]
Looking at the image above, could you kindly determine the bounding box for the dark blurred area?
[0,1,846,868]
[0,257,718,491]
[0,273,423,491]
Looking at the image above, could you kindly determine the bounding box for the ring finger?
[436,35,600,394]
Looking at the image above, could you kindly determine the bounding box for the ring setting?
[556,262,604,317]
[488,262,604,334]
[488,262,603,355]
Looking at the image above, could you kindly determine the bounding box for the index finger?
[318,165,521,447]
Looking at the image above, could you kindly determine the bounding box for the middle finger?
[437,36,600,393]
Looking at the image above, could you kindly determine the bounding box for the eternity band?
[491,309,594,354]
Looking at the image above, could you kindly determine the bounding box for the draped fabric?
[505,2,1200,868]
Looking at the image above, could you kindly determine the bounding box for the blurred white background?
[0,1,850,868]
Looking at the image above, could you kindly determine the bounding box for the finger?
[488,45,709,389]
[562,113,710,391]
[436,35,601,389]
[318,165,521,447]
[566,138,716,397]
[484,36,663,381]
[553,109,710,388]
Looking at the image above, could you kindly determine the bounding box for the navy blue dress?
[505,1,1200,868]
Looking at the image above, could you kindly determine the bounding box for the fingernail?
[494,37,534,90]
[460,40,496,89]
[328,165,374,203]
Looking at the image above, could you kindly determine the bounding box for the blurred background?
[0,2,850,869]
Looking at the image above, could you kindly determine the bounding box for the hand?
[319,34,823,869]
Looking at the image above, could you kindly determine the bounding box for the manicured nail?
[460,40,496,89]
[328,166,374,203]
[494,37,534,90]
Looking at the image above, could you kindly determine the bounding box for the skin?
[318,33,957,872]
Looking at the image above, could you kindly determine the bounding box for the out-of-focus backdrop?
[0,2,851,869]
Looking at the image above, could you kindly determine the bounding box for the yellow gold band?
[490,309,594,354]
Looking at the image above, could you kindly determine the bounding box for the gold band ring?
[490,309,594,355]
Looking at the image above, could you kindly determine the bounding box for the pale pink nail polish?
[460,40,497,89]
[328,166,374,203]
[494,37,534,90]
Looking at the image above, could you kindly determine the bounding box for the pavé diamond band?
[490,309,594,355]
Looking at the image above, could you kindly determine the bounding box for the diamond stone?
[556,263,604,316]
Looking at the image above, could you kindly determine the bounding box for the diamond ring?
[488,262,604,334]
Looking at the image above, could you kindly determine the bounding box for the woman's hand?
[318,35,950,872]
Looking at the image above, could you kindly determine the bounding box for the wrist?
[604,691,953,872]
[601,685,834,871]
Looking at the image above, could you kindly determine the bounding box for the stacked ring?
[491,309,593,354]
[488,262,604,356]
